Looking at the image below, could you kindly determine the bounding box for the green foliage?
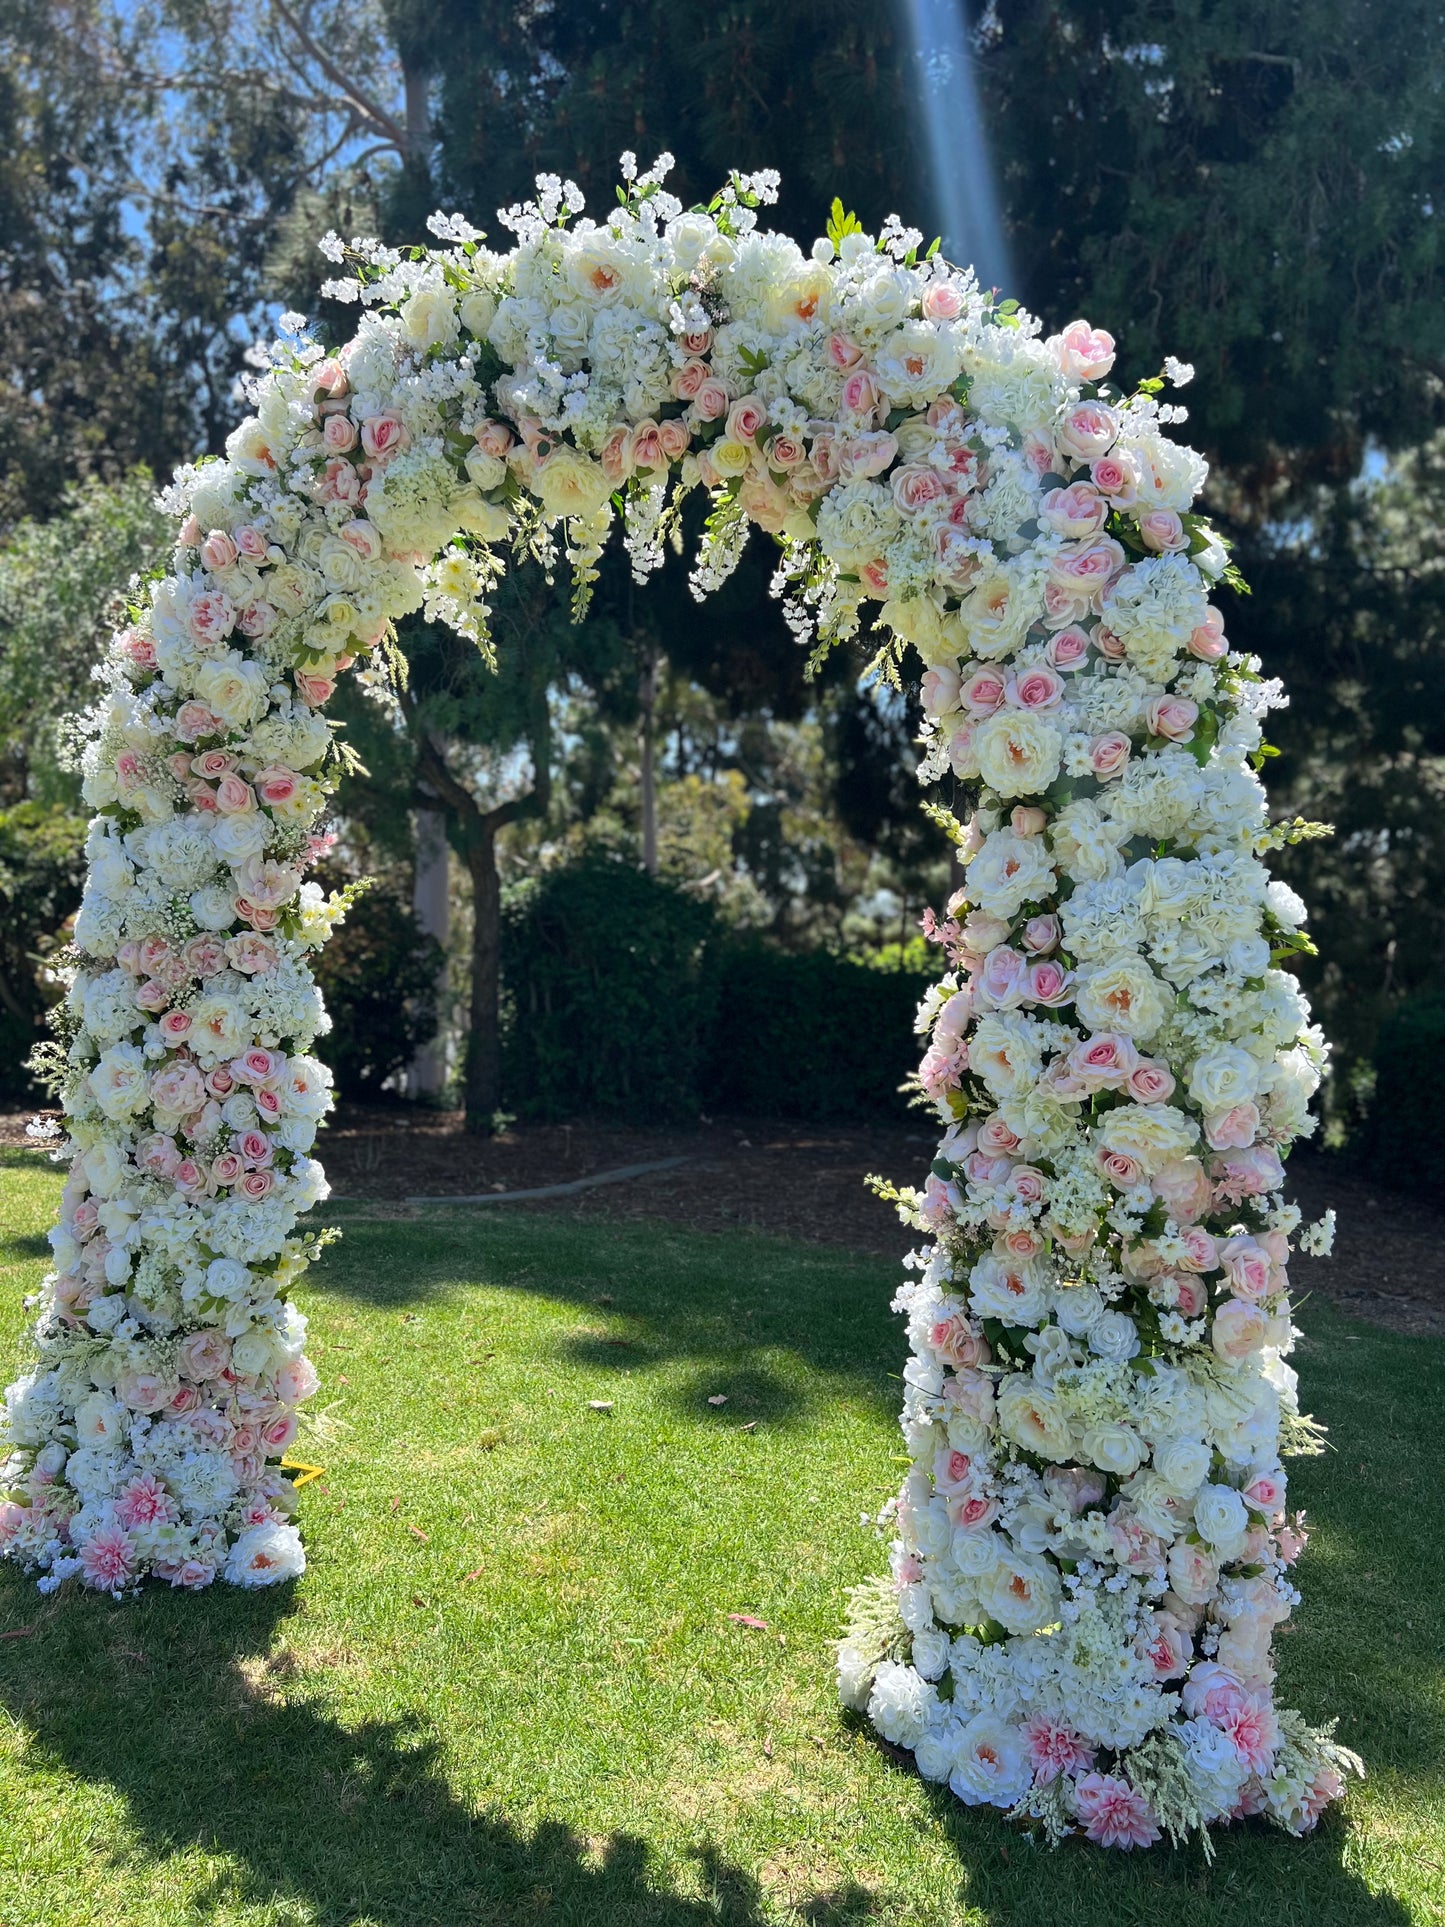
[705,944,929,1123]
[0,799,86,1097]
[0,471,170,802]
[1357,990,1445,1189]
[501,854,718,1124]
[310,872,443,1100]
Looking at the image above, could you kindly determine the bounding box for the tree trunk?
[640,646,659,876]
[406,809,451,1098]
[463,829,502,1132]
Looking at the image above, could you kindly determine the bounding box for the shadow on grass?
[310,1209,903,1424]
[0,1577,884,1927]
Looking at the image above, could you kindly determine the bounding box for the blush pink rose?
[1058,402,1120,462]
[1138,508,1187,553]
[1090,451,1139,498]
[891,464,947,515]
[188,592,235,647]
[322,414,359,453]
[1213,1299,1269,1361]
[215,774,256,814]
[150,1062,206,1115]
[1144,696,1199,741]
[1188,607,1229,661]
[238,1129,273,1166]
[921,666,961,717]
[294,671,335,707]
[827,332,863,369]
[211,1150,244,1186]
[977,1115,1023,1157]
[254,766,299,807]
[1026,957,1074,1007]
[158,1009,193,1043]
[1097,1146,1144,1188]
[1050,319,1116,381]
[360,414,407,464]
[1012,666,1065,710]
[315,456,362,506]
[692,378,731,423]
[1089,731,1132,779]
[960,669,1007,714]
[1040,483,1108,539]
[200,529,238,571]
[1022,914,1060,955]
[921,282,964,321]
[840,368,881,417]
[1205,1101,1260,1151]
[1128,1059,1175,1103]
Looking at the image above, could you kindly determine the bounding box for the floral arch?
[1,157,1359,1848]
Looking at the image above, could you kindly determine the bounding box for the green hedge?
[1360,991,1445,1190]
[499,856,928,1124]
[312,876,443,1099]
[501,857,719,1123]
[705,943,929,1121]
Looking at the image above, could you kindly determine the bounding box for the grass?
[0,1144,1442,1927]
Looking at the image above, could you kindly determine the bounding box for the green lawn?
[1,1144,1442,1927]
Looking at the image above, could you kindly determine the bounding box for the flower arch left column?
[0,281,506,1591]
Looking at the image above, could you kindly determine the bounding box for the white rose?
[1080,1422,1147,1477]
[458,288,498,337]
[1193,1482,1249,1556]
[211,813,269,864]
[1095,1104,1198,1176]
[534,446,613,522]
[400,283,459,352]
[1154,1436,1212,1495]
[1187,1046,1260,1113]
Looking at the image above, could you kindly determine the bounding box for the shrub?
[312,878,443,1100]
[0,801,87,1098]
[501,855,717,1123]
[705,943,930,1122]
[1359,991,1445,1190]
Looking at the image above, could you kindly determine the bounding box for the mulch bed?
[5,1104,1441,1337]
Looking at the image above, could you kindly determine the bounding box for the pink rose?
[1138,508,1187,553]
[979,945,1028,1007]
[679,326,713,355]
[890,464,948,515]
[1040,483,1108,539]
[239,600,275,640]
[1244,1469,1286,1511]
[1027,958,1074,1007]
[226,934,278,975]
[238,1128,273,1166]
[322,414,359,453]
[1172,1274,1208,1318]
[1128,1059,1175,1103]
[1011,666,1064,710]
[1058,402,1120,462]
[1041,578,1090,628]
[691,378,731,423]
[179,1330,232,1380]
[840,431,898,480]
[260,1411,298,1452]
[136,1132,179,1177]
[205,1066,236,1098]
[726,396,768,442]
[629,420,666,471]
[1097,1146,1143,1189]
[235,525,269,561]
[200,529,237,571]
[840,368,881,418]
[1070,1033,1138,1090]
[150,1062,206,1116]
[314,358,349,399]
[1212,1143,1284,1202]
[1205,1102,1260,1151]
[1022,915,1060,956]
[314,456,362,506]
[671,359,709,402]
[134,977,170,1013]
[921,282,964,321]
[275,1356,320,1404]
[929,1316,989,1369]
[1177,1226,1219,1273]
[120,628,157,670]
[1049,319,1116,380]
[1093,622,1128,661]
[211,1150,244,1186]
[1213,1299,1268,1361]
[920,666,961,717]
[658,417,690,461]
[1090,452,1139,499]
[158,1009,193,1044]
[977,1115,1022,1157]
[254,765,299,807]
[954,1495,999,1531]
[338,518,382,561]
[1188,607,1228,661]
[188,591,235,648]
[960,669,1007,715]
[191,749,238,781]
[1219,1235,1273,1303]
[215,774,256,814]
[235,1048,280,1084]
[1010,805,1047,838]
[294,671,335,707]
[1153,1158,1213,1225]
[360,414,407,464]
[827,332,863,369]
[179,514,201,545]
[474,420,513,459]
[1089,731,1132,780]
[172,1158,207,1194]
[1143,696,1199,741]
[174,701,222,742]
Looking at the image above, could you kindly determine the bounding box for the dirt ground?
[4,1103,1441,1337]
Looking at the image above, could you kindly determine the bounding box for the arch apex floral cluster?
[2,155,1359,1849]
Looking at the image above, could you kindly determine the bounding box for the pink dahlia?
[1219,1694,1279,1776]
[1298,1766,1345,1831]
[1073,1772,1161,1850]
[79,1525,137,1592]
[1024,1715,1095,1783]
[113,1472,174,1531]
